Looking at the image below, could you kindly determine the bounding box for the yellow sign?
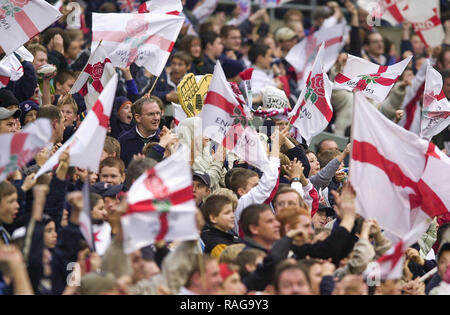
[177,73,212,117]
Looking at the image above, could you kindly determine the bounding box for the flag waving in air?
[350,92,450,242]
[70,43,115,111]
[200,61,269,172]
[91,12,184,77]
[122,146,198,254]
[0,118,52,183]
[420,65,450,141]
[35,74,119,178]
[286,23,346,89]
[357,0,444,48]
[289,43,333,146]
[138,0,182,15]
[334,54,412,102]
[0,0,62,55]
[375,220,431,280]
[398,59,429,135]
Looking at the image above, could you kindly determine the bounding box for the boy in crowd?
[200,195,242,258]
[99,157,126,186]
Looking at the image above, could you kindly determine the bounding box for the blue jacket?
[119,127,160,167]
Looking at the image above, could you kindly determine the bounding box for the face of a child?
[211,203,235,232]
[24,110,37,125]
[92,199,108,221]
[56,77,75,95]
[118,103,132,125]
[61,104,77,127]
[99,166,125,185]
[0,193,19,224]
[44,221,58,249]
[307,152,320,176]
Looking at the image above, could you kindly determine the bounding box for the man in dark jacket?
[119,96,162,167]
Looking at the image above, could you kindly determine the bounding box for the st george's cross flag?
[122,146,198,254]
[70,43,115,111]
[375,219,431,280]
[334,54,412,102]
[0,45,33,85]
[286,23,346,89]
[138,0,182,15]
[91,12,184,77]
[398,59,429,134]
[420,65,450,141]
[0,118,52,183]
[35,74,119,178]
[357,0,444,48]
[0,0,62,55]
[350,92,450,242]
[199,61,270,172]
[289,43,333,145]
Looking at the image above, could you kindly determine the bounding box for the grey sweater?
[309,158,341,191]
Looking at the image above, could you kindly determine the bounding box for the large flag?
[138,0,182,15]
[350,92,450,242]
[289,43,333,145]
[35,74,118,178]
[199,61,269,171]
[420,65,450,141]
[357,0,444,48]
[122,146,198,254]
[70,43,115,111]
[79,179,95,251]
[285,23,346,89]
[91,12,184,77]
[374,219,430,280]
[398,59,429,134]
[0,0,62,55]
[334,54,412,102]
[0,118,52,182]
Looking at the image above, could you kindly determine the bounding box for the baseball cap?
[275,27,297,42]
[193,171,211,188]
[0,107,21,120]
[91,182,123,197]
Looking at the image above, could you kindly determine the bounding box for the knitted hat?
[222,58,245,79]
[0,89,19,108]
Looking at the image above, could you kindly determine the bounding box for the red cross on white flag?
[0,0,62,55]
[375,219,430,280]
[35,74,119,178]
[420,65,450,141]
[350,92,450,242]
[398,59,429,135]
[286,23,347,89]
[200,61,270,172]
[334,54,412,102]
[122,146,198,254]
[358,0,444,48]
[91,12,184,77]
[289,43,333,146]
[70,43,116,111]
[0,118,52,183]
